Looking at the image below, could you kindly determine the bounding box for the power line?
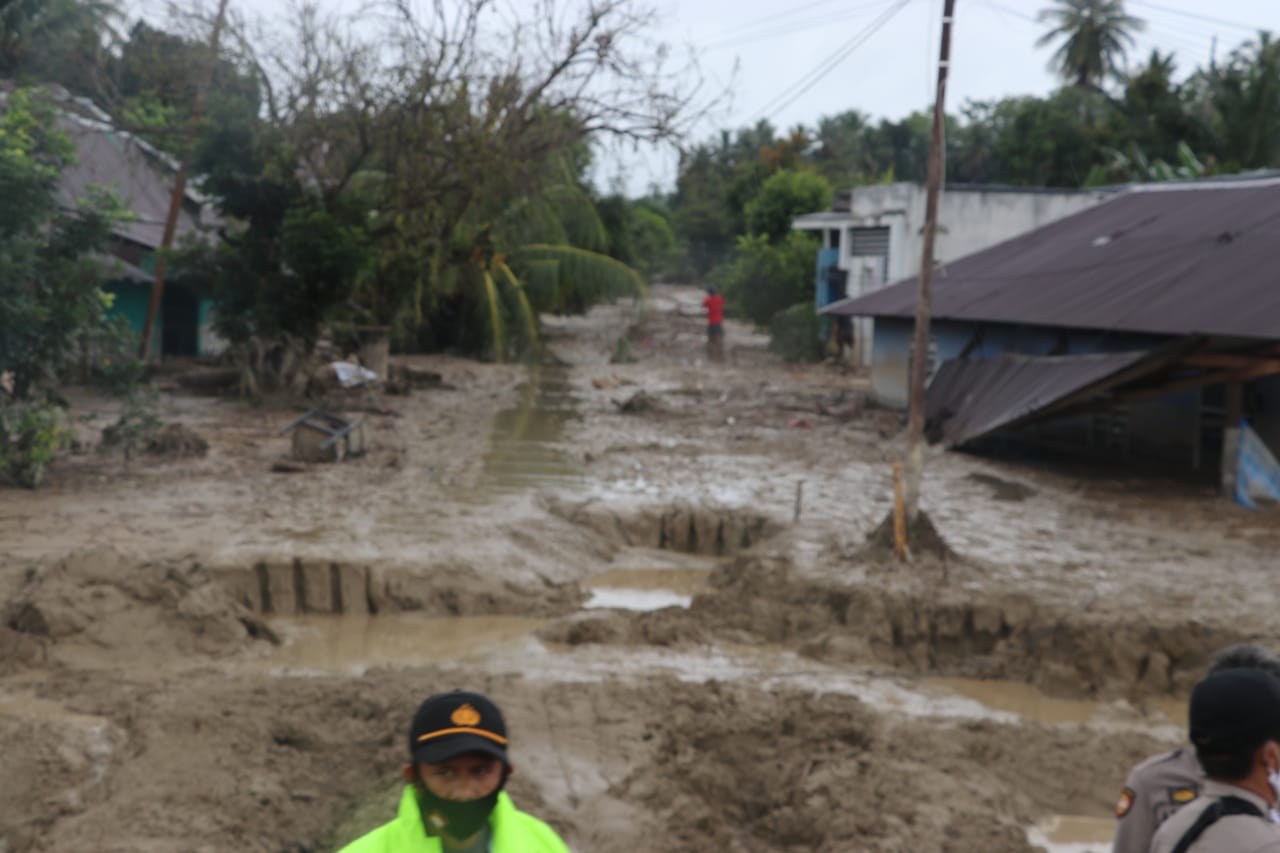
[710,0,857,42]
[747,0,914,124]
[704,0,903,53]
[1128,1,1265,35]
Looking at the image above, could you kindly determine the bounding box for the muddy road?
[2,285,1277,852]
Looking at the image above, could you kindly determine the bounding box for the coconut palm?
[1037,0,1146,91]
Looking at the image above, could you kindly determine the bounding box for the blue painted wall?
[103,281,161,360]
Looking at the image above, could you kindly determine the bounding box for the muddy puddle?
[479,366,584,493]
[1027,815,1116,853]
[926,676,1186,727]
[252,610,1183,741]
[249,614,546,674]
[583,547,717,611]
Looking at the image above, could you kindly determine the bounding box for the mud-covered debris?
[613,390,660,414]
[817,395,865,421]
[967,472,1037,502]
[537,609,708,647]
[146,424,209,457]
[403,366,445,388]
[383,364,413,396]
[175,367,239,394]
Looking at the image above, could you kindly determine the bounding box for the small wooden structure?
[279,410,366,463]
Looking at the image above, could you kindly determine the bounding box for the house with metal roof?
[792,182,1108,365]
[821,175,1280,488]
[3,83,224,358]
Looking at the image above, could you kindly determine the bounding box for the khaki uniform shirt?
[1150,780,1280,853]
[1112,746,1204,853]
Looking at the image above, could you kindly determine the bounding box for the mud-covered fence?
[214,560,376,615]
[552,501,782,557]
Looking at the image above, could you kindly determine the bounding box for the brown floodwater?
[926,677,1186,727]
[479,367,583,493]
[1026,814,1116,852]
[583,549,718,611]
[251,614,547,674]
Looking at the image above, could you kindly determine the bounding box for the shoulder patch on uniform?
[1169,787,1198,804]
[1117,788,1136,818]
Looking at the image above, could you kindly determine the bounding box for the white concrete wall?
[795,183,1109,369]
[837,183,1109,283]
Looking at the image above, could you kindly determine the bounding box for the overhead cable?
[747,0,914,124]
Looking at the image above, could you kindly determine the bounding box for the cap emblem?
[451,704,482,727]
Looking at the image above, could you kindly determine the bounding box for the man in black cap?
[1149,668,1280,853]
[1112,644,1280,853]
[339,690,569,853]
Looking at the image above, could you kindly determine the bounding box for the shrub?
[768,302,822,363]
[0,402,70,488]
[714,231,819,328]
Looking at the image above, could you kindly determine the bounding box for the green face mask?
[413,773,506,840]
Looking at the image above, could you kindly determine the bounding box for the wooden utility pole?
[137,0,232,360]
[903,0,956,522]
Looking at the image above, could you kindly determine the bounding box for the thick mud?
[1,286,1276,852]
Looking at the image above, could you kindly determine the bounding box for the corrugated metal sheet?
[926,351,1151,447]
[57,117,206,250]
[823,179,1280,341]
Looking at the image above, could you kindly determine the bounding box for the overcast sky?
[130,0,1277,195]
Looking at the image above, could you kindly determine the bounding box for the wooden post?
[903,0,956,522]
[138,0,231,360]
[1222,381,1243,498]
[893,463,909,561]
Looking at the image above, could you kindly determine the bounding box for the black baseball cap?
[1190,668,1280,754]
[409,690,509,766]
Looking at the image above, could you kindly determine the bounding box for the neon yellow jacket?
[338,787,570,853]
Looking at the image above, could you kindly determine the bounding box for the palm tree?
[1205,32,1280,169]
[1037,0,1146,91]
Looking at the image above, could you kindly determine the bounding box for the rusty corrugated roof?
[823,178,1280,340]
[57,117,206,250]
[926,351,1152,447]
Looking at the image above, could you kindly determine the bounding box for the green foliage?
[1087,140,1211,185]
[630,202,680,276]
[745,170,832,242]
[952,89,1112,186]
[713,231,819,328]
[0,89,126,402]
[768,303,822,364]
[1198,33,1280,170]
[0,401,70,488]
[0,0,121,97]
[596,194,680,277]
[511,244,647,316]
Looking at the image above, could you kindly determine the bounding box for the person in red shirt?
[702,286,725,361]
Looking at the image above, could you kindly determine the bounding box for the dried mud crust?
[1,548,276,669]
[601,680,1158,853]
[689,544,1259,701]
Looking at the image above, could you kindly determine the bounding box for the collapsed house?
[821,175,1280,501]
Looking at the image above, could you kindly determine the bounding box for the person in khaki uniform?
[1112,644,1280,853]
[1150,669,1280,853]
